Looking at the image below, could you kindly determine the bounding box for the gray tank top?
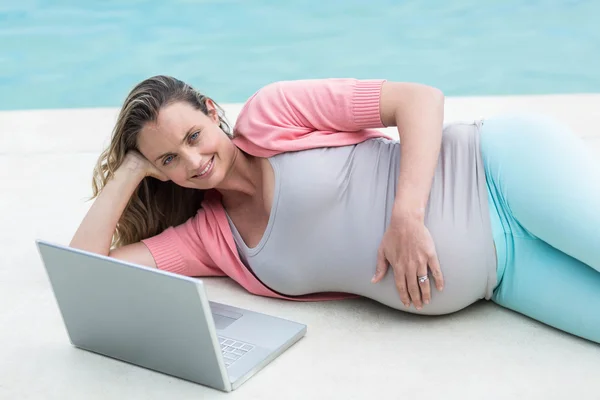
[226,121,497,315]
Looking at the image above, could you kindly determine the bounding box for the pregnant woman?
[70,76,600,344]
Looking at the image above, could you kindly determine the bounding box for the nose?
[181,149,204,173]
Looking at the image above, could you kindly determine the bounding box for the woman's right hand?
[122,151,169,182]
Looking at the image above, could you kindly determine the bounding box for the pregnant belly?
[259,225,492,316]
[350,239,492,316]
[364,219,495,315]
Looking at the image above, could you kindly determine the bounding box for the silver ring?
[418,275,429,284]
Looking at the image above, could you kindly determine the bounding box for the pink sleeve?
[233,78,387,155]
[141,212,225,277]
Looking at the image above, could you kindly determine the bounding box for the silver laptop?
[35,240,307,392]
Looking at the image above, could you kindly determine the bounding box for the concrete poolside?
[1,94,600,400]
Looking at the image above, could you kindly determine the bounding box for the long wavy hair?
[91,75,232,249]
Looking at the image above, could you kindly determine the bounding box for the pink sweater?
[141,78,391,301]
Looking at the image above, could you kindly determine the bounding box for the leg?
[481,114,600,271]
[493,235,600,344]
[481,114,600,343]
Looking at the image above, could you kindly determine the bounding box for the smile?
[193,156,215,179]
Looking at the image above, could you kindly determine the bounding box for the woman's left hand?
[371,210,444,310]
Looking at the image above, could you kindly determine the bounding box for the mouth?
[192,156,215,179]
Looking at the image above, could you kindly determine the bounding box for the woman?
[70,75,600,344]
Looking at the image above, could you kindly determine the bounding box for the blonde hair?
[91,75,232,249]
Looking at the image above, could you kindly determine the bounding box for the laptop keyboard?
[218,336,255,368]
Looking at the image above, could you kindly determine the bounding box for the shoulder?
[236,78,379,116]
[231,78,388,157]
[240,77,377,103]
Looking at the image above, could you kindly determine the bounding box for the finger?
[406,264,422,310]
[371,248,389,283]
[394,274,411,308]
[417,264,431,305]
[428,253,444,291]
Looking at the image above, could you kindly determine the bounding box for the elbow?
[433,87,445,102]
[395,81,445,108]
[432,87,445,114]
[422,85,444,105]
[400,83,445,117]
[415,85,444,115]
[380,81,445,126]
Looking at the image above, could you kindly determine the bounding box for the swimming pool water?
[1,0,599,110]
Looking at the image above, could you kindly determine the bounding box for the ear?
[204,98,220,124]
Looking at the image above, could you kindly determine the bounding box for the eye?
[189,131,200,142]
[163,155,175,166]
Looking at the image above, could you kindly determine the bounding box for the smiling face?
[137,100,236,189]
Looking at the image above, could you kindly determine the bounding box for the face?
[137,100,235,189]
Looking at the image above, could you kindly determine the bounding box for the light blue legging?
[480,115,600,344]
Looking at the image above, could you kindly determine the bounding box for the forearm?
[380,82,444,221]
[69,164,146,255]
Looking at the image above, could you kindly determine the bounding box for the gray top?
[226,121,497,315]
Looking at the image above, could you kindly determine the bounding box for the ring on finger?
[418,275,429,284]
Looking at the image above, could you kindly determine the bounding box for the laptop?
[35,239,307,392]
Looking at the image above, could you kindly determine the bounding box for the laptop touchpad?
[212,313,237,330]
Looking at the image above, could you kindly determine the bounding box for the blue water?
[1,0,599,110]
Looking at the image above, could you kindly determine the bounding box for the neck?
[215,146,263,206]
